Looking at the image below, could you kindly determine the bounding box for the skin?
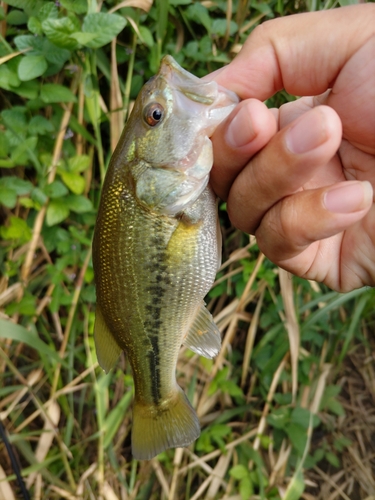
[208,4,375,292]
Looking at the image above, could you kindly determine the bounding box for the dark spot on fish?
[146,349,161,403]
[145,304,154,314]
[147,285,164,295]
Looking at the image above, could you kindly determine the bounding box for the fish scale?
[92,55,238,460]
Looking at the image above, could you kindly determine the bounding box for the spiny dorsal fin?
[183,301,221,359]
[94,305,122,373]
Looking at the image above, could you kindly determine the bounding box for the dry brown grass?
[305,332,375,500]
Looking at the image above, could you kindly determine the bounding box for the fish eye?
[143,103,164,127]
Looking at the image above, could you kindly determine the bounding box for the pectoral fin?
[183,301,221,359]
[94,305,122,372]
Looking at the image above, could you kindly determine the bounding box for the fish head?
[124,56,239,215]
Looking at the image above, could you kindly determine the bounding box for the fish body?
[92,56,238,460]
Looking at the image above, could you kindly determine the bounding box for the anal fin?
[94,305,122,373]
[183,301,221,359]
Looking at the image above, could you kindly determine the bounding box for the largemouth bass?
[92,56,238,460]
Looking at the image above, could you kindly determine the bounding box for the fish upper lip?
[158,55,238,107]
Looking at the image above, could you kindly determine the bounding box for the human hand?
[209,4,375,292]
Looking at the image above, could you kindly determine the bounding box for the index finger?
[212,4,375,100]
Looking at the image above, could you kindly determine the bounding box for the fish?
[92,55,238,460]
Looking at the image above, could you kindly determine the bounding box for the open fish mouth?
[158,55,239,119]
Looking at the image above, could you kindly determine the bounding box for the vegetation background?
[0,0,374,499]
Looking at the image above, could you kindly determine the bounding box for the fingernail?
[324,181,373,213]
[286,108,328,154]
[226,104,256,148]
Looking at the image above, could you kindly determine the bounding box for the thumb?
[212,4,375,100]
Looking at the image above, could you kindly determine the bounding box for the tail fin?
[131,387,200,460]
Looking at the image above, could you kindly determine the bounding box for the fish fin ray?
[132,387,200,460]
[183,301,221,359]
[94,305,122,373]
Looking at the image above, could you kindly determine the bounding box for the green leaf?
[0,187,17,208]
[38,2,59,21]
[27,16,43,35]
[6,9,27,25]
[17,81,39,100]
[0,216,32,242]
[252,2,273,16]
[15,35,70,68]
[44,180,69,199]
[326,398,345,417]
[240,476,254,500]
[42,17,79,50]
[186,4,211,33]
[0,134,9,157]
[11,137,38,166]
[59,0,87,14]
[42,39,71,66]
[2,0,42,8]
[70,32,97,45]
[283,469,305,500]
[61,171,85,195]
[319,384,345,416]
[285,423,308,456]
[169,0,192,4]
[0,177,33,196]
[209,424,231,438]
[18,55,48,81]
[66,194,93,213]
[211,19,238,37]
[14,34,44,54]
[313,447,325,463]
[267,407,290,430]
[220,380,244,398]
[40,83,77,103]
[0,319,61,362]
[1,108,27,135]
[333,436,352,452]
[0,64,19,91]
[6,294,36,316]
[156,0,169,46]
[80,12,127,48]
[10,137,38,165]
[138,26,154,47]
[28,115,54,135]
[68,155,90,173]
[338,0,360,4]
[325,451,340,468]
[31,187,48,205]
[229,464,249,480]
[291,407,320,429]
[68,115,96,145]
[46,199,70,226]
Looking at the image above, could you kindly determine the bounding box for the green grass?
[1,1,374,499]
